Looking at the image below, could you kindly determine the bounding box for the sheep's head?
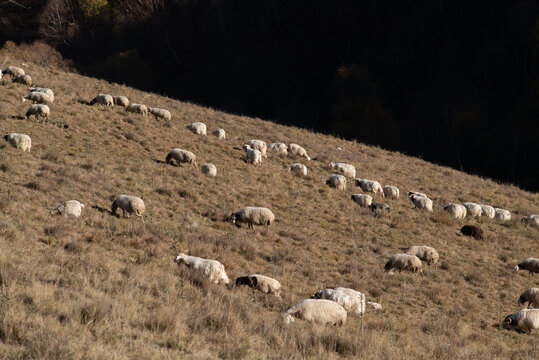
[502,315,514,328]
[513,265,520,272]
[283,314,294,325]
[227,213,237,225]
[2,134,9,141]
[517,296,526,306]
[174,253,187,264]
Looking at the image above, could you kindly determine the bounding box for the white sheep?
[201,163,217,177]
[165,148,198,169]
[405,246,439,266]
[480,204,496,219]
[351,194,373,207]
[463,202,482,218]
[243,144,262,165]
[228,207,275,229]
[384,254,423,273]
[383,185,400,199]
[3,133,31,152]
[3,66,25,78]
[503,309,539,334]
[521,215,539,227]
[111,195,145,221]
[126,103,148,117]
[326,174,346,191]
[13,74,32,86]
[287,163,308,176]
[30,87,54,102]
[284,299,347,326]
[213,129,226,139]
[90,94,114,107]
[333,287,367,315]
[113,96,129,108]
[408,193,433,212]
[22,91,53,105]
[235,274,281,297]
[513,258,539,274]
[313,289,352,313]
[327,162,356,179]
[50,200,85,218]
[149,107,171,121]
[443,204,467,219]
[244,140,267,158]
[494,208,511,221]
[288,143,311,160]
[25,104,50,123]
[355,179,384,196]
[269,142,288,155]
[186,122,207,135]
[518,288,539,308]
[175,253,230,285]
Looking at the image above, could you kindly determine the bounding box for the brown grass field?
[0,50,538,359]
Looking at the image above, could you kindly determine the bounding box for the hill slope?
[0,60,538,359]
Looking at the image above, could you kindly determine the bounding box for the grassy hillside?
[0,59,538,359]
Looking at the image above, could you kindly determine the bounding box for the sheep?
[460,225,484,240]
[463,202,482,218]
[503,309,539,334]
[513,258,539,274]
[384,254,423,274]
[165,148,198,169]
[25,104,50,123]
[521,215,539,227]
[494,208,511,221]
[126,103,148,117]
[3,66,25,78]
[284,299,347,326]
[383,185,400,199]
[368,202,390,217]
[22,91,53,105]
[149,107,171,121]
[235,274,281,297]
[30,87,54,103]
[201,163,217,177]
[288,143,311,160]
[269,142,288,155]
[480,204,496,219]
[213,129,226,139]
[227,207,275,229]
[326,174,346,191]
[351,194,373,207]
[243,144,262,165]
[111,195,145,221]
[443,204,467,219]
[327,162,355,179]
[287,163,308,176]
[175,253,230,285]
[90,94,114,107]
[333,287,366,315]
[50,200,85,218]
[518,288,539,309]
[3,133,31,152]
[405,246,439,266]
[113,96,129,108]
[244,140,267,158]
[13,74,32,86]
[312,289,353,313]
[355,179,384,196]
[186,122,207,135]
[408,193,433,212]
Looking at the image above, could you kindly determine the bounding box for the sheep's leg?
[248,222,253,230]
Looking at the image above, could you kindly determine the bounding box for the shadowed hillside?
[0,59,538,359]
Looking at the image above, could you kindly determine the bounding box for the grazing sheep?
[494,208,511,221]
[113,96,129,108]
[287,163,308,176]
[351,194,373,207]
[3,66,25,77]
[384,254,423,273]
[383,185,400,199]
[408,193,433,212]
[356,179,384,196]
[175,253,230,285]
[368,202,390,217]
[443,204,467,219]
[213,129,226,139]
[90,94,114,107]
[518,288,539,309]
[25,104,50,123]
[50,200,85,218]
[201,163,217,177]
[227,207,275,229]
[463,202,482,218]
[126,103,148,117]
[461,225,484,240]
[480,204,496,219]
[367,301,383,311]
[288,143,311,160]
[22,91,53,105]
[326,174,346,191]
[149,107,171,121]
[313,289,352,313]
[236,274,281,297]
[165,148,198,169]
[327,162,356,179]
[243,144,262,165]
[513,258,539,274]
[244,140,267,158]
[405,246,439,266]
[284,299,347,326]
[186,122,207,135]
[503,309,539,334]
[13,74,32,86]
[333,287,366,315]
[111,195,145,220]
[3,133,31,152]
[269,142,288,155]
[521,215,539,227]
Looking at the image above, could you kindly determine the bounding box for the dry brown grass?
[0,56,538,359]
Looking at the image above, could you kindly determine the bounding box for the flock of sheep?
[2,64,539,334]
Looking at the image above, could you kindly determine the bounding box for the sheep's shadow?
[76,99,91,106]
[92,205,111,215]
[10,115,25,120]
[154,159,167,165]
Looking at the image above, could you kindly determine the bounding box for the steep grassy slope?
[0,60,538,359]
